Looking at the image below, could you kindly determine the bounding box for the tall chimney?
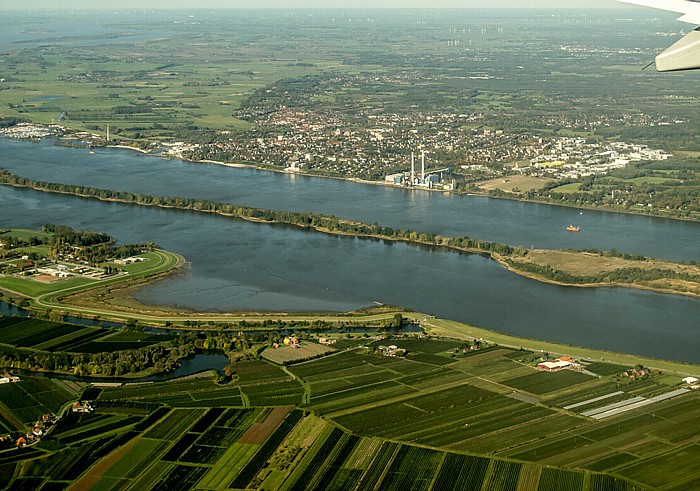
[421,151,425,182]
[411,152,415,184]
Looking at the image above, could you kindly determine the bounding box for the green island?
[1,226,700,489]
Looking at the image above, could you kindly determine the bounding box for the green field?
[0,375,82,427]
[0,275,95,297]
[0,316,167,354]
[3,333,699,489]
[261,342,335,365]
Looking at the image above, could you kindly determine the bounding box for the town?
[164,102,674,188]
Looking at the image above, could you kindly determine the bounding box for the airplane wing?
[619,0,700,71]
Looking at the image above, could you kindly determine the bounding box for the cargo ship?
[566,224,581,232]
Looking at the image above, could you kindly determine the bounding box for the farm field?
[0,375,84,429]
[261,341,335,365]
[2,337,699,489]
[0,316,171,353]
[234,360,305,407]
[287,341,700,483]
[100,378,243,408]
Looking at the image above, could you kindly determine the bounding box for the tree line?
[0,167,517,258]
[504,258,700,286]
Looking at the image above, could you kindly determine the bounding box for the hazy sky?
[4,0,617,10]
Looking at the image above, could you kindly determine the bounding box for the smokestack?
[106,125,109,142]
[411,152,415,184]
[421,151,425,182]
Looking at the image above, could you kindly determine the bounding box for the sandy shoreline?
[106,144,150,154]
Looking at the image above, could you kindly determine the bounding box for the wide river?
[1,139,699,363]
[1,139,698,262]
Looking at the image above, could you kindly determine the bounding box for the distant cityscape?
[2,118,672,193]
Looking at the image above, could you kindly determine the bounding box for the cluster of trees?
[42,223,112,247]
[518,165,700,220]
[74,242,153,265]
[579,248,647,262]
[0,343,190,377]
[505,258,700,286]
[112,105,153,115]
[35,223,154,264]
[0,234,45,250]
[0,316,359,377]
[0,117,27,128]
[0,323,251,377]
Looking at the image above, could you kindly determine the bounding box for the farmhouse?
[377,345,407,357]
[283,336,299,347]
[624,366,650,379]
[319,337,336,345]
[0,376,20,384]
[682,376,699,388]
[537,357,575,371]
[71,401,94,413]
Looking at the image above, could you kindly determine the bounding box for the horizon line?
[2,6,620,10]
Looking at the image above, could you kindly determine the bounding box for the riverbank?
[423,317,700,376]
[4,296,698,377]
[5,131,699,223]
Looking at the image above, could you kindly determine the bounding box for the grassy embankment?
[423,317,699,375]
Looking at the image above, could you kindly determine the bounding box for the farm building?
[624,366,650,379]
[377,345,407,357]
[537,359,573,371]
[37,267,72,278]
[0,376,20,384]
[283,336,299,346]
[114,256,145,265]
[71,401,94,413]
[682,376,699,387]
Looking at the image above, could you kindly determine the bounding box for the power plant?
[385,150,455,190]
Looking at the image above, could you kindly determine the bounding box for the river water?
[1,138,698,262]
[1,140,699,363]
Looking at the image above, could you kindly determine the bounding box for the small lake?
[142,351,230,382]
